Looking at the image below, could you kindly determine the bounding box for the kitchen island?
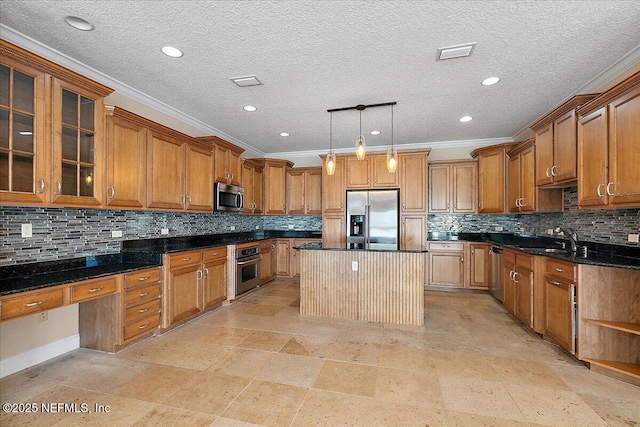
[296,243,427,326]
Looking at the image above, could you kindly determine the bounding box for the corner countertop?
[295,242,428,253]
[428,232,640,270]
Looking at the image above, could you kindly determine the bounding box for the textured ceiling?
[1,1,640,156]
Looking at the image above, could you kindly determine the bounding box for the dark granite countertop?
[2,230,322,297]
[0,253,162,297]
[428,232,640,270]
[295,242,428,253]
[121,230,322,254]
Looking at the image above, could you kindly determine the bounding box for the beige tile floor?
[1,280,639,426]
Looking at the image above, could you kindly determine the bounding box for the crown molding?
[0,24,264,157]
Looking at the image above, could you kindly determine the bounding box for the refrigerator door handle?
[364,204,371,247]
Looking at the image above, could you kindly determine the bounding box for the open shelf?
[583,358,640,380]
[583,319,640,335]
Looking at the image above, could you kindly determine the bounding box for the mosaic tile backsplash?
[1,187,637,266]
[0,207,321,266]
[428,187,639,247]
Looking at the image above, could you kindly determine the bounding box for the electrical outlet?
[38,311,48,323]
[557,231,565,236]
[230,225,236,231]
[161,228,169,235]
[21,223,33,238]
[111,230,123,238]
[255,225,260,229]
[351,261,358,271]
[288,224,294,229]
[629,234,639,243]
[495,226,503,232]
[547,229,554,235]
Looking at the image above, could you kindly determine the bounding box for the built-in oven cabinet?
[161,246,228,329]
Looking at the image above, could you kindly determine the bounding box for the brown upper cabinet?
[577,71,640,209]
[0,40,113,207]
[346,154,398,189]
[531,94,599,188]
[428,160,477,214]
[506,139,563,213]
[147,128,214,212]
[241,158,263,214]
[321,155,346,214]
[472,144,516,214]
[197,136,243,186]
[257,158,293,215]
[286,167,322,215]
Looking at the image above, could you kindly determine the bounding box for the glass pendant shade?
[386,146,398,173]
[325,152,336,175]
[355,135,366,160]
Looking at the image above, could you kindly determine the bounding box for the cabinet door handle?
[138,323,150,329]
[549,280,561,286]
[54,180,62,195]
[520,198,526,207]
[550,165,557,177]
[606,182,615,196]
[509,270,514,280]
[182,257,191,261]
[186,195,191,207]
[402,203,405,210]
[197,269,203,279]
[306,205,309,211]
[37,179,45,194]
[180,194,185,207]
[513,272,519,284]
[107,186,115,199]
[545,167,551,178]
[596,183,604,197]
[554,267,563,272]
[138,276,150,281]
[461,258,464,264]
[25,300,46,307]
[138,291,150,297]
[88,287,103,293]
[138,307,150,313]
[204,268,209,277]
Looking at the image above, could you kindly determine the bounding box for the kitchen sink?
[520,247,568,254]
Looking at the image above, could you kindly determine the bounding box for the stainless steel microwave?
[214,182,244,212]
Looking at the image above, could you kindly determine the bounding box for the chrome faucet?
[555,227,577,253]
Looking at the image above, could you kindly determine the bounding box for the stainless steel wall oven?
[235,245,261,296]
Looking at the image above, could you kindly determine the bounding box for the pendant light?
[355,105,366,160]
[325,111,336,175]
[386,103,398,173]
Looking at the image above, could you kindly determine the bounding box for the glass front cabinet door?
[51,78,106,206]
[0,58,47,204]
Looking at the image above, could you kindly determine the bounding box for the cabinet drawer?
[428,242,464,251]
[259,240,272,251]
[1,288,65,321]
[503,249,516,264]
[203,247,227,262]
[125,298,161,323]
[124,268,161,288]
[168,250,202,268]
[125,283,161,306]
[516,253,533,269]
[124,313,160,341]
[71,277,117,303]
[546,259,576,283]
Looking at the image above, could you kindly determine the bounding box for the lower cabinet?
[544,259,576,354]
[502,251,516,314]
[428,242,465,287]
[78,267,162,352]
[469,243,490,289]
[162,246,227,329]
[276,239,291,277]
[514,255,534,328]
[259,239,276,284]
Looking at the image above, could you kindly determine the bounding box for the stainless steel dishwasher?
[490,246,503,302]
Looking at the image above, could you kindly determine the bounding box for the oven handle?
[237,256,262,266]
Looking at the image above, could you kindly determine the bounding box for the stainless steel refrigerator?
[346,189,399,250]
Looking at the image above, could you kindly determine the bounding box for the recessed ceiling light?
[482,77,500,86]
[280,132,290,137]
[460,116,473,122]
[243,105,257,112]
[19,131,33,136]
[161,46,183,58]
[370,130,381,135]
[64,16,94,31]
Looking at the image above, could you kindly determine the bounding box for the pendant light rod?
[327,101,396,113]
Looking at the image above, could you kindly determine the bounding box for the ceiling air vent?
[230,75,262,87]
[437,43,477,60]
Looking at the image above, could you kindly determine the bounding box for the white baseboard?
[0,334,79,378]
